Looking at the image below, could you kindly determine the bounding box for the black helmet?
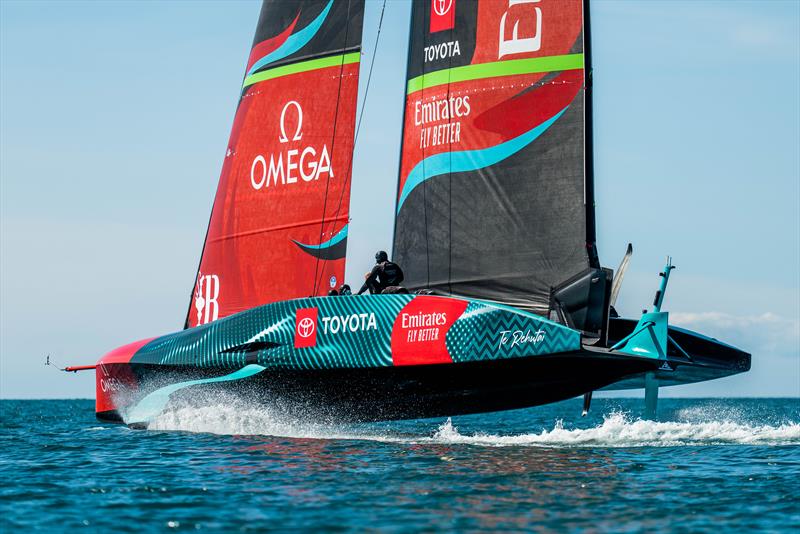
[327,289,339,296]
[375,250,388,263]
[339,284,352,296]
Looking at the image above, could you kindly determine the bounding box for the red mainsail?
[187,0,365,328]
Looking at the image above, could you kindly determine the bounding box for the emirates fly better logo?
[294,307,319,348]
[430,0,455,33]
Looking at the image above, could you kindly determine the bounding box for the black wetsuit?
[357,261,404,295]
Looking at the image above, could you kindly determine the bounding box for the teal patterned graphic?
[133,295,413,370]
[446,301,580,362]
[131,295,579,370]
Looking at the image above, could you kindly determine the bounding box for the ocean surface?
[1,398,798,532]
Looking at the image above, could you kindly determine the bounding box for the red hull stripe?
[97,337,156,365]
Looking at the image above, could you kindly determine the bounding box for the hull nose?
[95,337,155,419]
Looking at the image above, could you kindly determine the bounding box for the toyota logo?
[433,0,453,16]
[297,317,315,338]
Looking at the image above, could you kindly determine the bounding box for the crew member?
[357,251,404,295]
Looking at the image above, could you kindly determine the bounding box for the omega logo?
[278,100,303,144]
[250,100,333,189]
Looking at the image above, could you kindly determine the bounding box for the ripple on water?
[1,398,798,532]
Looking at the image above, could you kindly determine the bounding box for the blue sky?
[1,0,798,399]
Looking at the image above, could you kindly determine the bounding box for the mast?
[583,0,599,268]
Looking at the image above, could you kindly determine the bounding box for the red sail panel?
[394,0,589,316]
[187,0,364,328]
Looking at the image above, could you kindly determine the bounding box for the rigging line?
[311,0,353,296]
[44,354,64,372]
[446,19,454,296]
[354,0,386,147]
[313,0,386,293]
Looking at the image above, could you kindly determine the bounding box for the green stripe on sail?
[407,53,584,94]
[243,51,361,88]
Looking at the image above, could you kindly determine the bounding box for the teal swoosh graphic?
[247,0,334,77]
[397,107,568,213]
[125,364,267,426]
[293,224,348,250]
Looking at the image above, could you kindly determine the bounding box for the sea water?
[1,398,798,532]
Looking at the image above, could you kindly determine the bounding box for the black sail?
[393,0,596,316]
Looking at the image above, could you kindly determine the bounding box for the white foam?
[431,414,800,447]
[144,398,800,447]
[144,392,402,442]
[147,403,361,441]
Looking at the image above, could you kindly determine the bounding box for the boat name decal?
[499,329,546,348]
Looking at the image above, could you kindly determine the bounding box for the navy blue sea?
[2,398,798,532]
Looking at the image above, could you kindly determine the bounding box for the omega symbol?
[279,100,303,143]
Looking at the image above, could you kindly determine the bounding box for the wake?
[141,397,800,447]
[431,414,800,447]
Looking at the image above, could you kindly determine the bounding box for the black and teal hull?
[93,294,749,425]
[602,317,751,390]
